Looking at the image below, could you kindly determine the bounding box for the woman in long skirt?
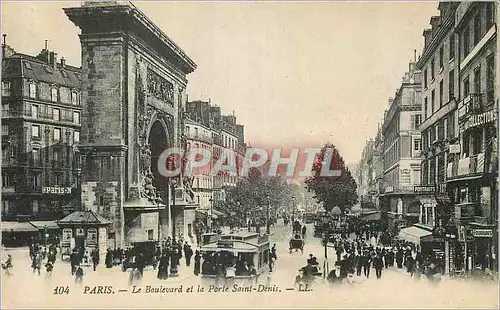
[193,251,201,276]
[157,254,169,280]
[105,249,113,268]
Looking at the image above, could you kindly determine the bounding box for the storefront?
[56,210,111,263]
[1,222,38,247]
[29,220,60,245]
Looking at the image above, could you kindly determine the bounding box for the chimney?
[49,51,57,69]
[60,57,66,67]
[423,29,432,47]
[388,98,394,107]
[430,16,441,37]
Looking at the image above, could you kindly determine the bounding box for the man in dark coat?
[184,243,193,267]
[396,249,404,268]
[362,252,372,278]
[373,254,384,279]
[193,250,201,275]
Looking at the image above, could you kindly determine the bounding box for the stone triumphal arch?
[65,1,197,247]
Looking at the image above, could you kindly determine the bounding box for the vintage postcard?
[1,0,499,308]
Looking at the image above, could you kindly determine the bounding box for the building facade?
[380,61,423,234]
[65,1,197,247]
[449,1,498,272]
[1,41,82,228]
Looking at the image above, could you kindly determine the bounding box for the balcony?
[447,153,486,180]
[458,93,483,121]
[186,132,213,145]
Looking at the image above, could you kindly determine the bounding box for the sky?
[1,1,439,164]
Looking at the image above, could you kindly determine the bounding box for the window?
[424,98,428,119]
[439,80,444,107]
[463,26,470,58]
[474,66,481,94]
[74,131,80,143]
[431,58,435,80]
[449,35,455,60]
[51,88,58,102]
[431,90,435,114]
[473,14,481,46]
[2,124,8,136]
[2,81,11,96]
[463,76,470,97]
[54,173,63,186]
[434,124,439,142]
[424,69,428,88]
[53,128,61,141]
[29,83,37,99]
[447,114,455,139]
[32,200,39,215]
[486,54,495,105]
[449,69,455,100]
[53,108,60,121]
[439,46,444,68]
[73,111,80,124]
[486,3,494,29]
[31,172,41,189]
[413,138,422,155]
[31,125,40,138]
[31,105,39,119]
[71,91,79,105]
[411,114,422,130]
[32,148,40,165]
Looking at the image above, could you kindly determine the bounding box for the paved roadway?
[2,222,498,308]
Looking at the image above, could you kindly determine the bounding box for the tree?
[305,142,357,214]
[225,168,295,221]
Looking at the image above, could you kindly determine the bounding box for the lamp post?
[209,197,213,232]
[292,195,296,221]
[170,178,178,240]
[266,193,271,235]
[156,195,163,242]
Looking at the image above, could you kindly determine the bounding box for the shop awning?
[397,226,433,245]
[29,221,60,230]
[1,221,38,233]
[447,175,483,183]
[212,209,226,218]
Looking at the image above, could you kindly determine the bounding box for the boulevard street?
[1,222,497,309]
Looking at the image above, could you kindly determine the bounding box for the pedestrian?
[373,255,384,279]
[362,252,371,278]
[105,248,113,268]
[2,254,13,276]
[45,261,54,278]
[92,249,100,271]
[70,250,78,275]
[75,264,84,285]
[32,253,42,276]
[193,250,201,276]
[157,254,169,280]
[396,249,404,268]
[184,243,193,267]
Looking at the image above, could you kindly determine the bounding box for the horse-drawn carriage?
[289,234,304,253]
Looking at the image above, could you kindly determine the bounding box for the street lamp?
[170,178,178,240]
[292,195,296,221]
[209,197,213,232]
[266,193,271,235]
[156,195,163,242]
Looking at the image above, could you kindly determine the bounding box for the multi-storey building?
[380,61,423,234]
[368,126,385,210]
[185,100,246,215]
[448,1,498,272]
[1,41,82,244]
[357,139,374,207]
[414,3,460,274]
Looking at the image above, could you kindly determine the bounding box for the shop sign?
[217,239,234,248]
[460,110,497,133]
[414,185,436,194]
[385,186,394,193]
[42,187,72,194]
[62,228,72,243]
[75,228,85,237]
[472,229,493,238]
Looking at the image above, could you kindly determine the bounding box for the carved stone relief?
[147,68,174,106]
